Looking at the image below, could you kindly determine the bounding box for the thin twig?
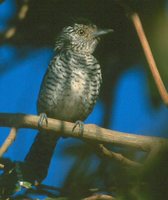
[131,12,168,105]
[83,194,115,200]
[0,127,18,157]
[97,144,142,167]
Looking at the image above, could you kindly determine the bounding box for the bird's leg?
[72,120,84,136]
[38,113,48,128]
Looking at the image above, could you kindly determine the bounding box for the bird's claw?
[38,113,48,128]
[72,120,84,136]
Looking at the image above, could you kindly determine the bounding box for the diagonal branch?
[131,13,168,105]
[96,144,142,167]
[115,1,168,105]
[0,127,18,157]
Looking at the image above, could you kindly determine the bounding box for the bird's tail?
[25,130,58,183]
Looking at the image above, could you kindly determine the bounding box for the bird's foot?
[38,113,48,128]
[72,120,84,136]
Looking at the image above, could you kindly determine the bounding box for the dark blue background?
[0,0,168,198]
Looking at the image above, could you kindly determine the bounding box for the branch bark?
[0,113,167,152]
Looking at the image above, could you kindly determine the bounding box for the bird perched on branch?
[25,21,113,184]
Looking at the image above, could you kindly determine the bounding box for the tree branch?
[0,113,167,153]
[131,13,168,105]
[0,127,18,157]
[96,144,142,167]
[115,1,168,106]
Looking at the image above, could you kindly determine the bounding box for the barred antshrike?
[25,22,112,183]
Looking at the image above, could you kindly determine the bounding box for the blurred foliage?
[58,141,168,200]
[1,141,167,199]
[36,141,167,200]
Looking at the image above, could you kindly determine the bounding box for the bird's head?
[55,23,113,54]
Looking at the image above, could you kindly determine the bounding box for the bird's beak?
[93,29,113,38]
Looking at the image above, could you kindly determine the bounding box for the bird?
[24,21,113,184]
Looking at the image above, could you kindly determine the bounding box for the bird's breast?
[57,69,89,121]
[70,69,86,93]
[38,53,101,122]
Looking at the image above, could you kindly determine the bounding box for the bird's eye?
[78,29,85,35]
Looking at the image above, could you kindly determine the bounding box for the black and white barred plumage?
[25,23,112,183]
[38,52,101,122]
